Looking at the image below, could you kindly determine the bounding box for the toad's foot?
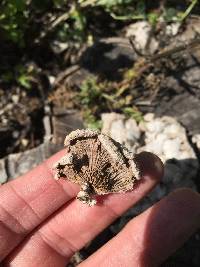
[76,183,97,207]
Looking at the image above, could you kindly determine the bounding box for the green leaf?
[148,12,159,25]
[164,7,178,22]
[123,107,143,123]
[10,0,27,12]
[17,74,31,89]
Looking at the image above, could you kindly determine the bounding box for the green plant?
[79,0,146,20]
[55,3,87,43]
[78,77,105,129]
[178,0,198,21]
[122,107,143,123]
[0,0,198,47]
[0,0,28,44]
[77,74,144,127]
[83,109,102,129]
[163,0,198,22]
[79,77,103,106]
[0,64,32,89]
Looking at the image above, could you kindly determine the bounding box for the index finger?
[0,150,79,261]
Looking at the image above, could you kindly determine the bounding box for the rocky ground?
[1,17,200,266]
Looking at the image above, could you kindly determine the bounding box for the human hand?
[0,150,200,267]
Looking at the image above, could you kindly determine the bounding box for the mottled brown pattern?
[53,129,141,206]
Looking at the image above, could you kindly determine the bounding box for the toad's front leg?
[76,183,97,206]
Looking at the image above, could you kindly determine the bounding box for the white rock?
[178,151,192,160]
[138,120,147,131]
[12,131,19,139]
[106,112,199,230]
[125,119,141,140]
[146,120,165,133]
[101,112,140,152]
[21,138,29,147]
[102,112,198,199]
[166,22,181,36]
[143,113,154,122]
[48,75,56,85]
[101,113,124,135]
[163,139,181,159]
[192,134,200,150]
[51,40,69,54]
[143,133,166,155]
[110,119,126,144]
[11,94,19,104]
[125,21,158,54]
[163,123,182,138]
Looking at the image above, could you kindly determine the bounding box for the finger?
[0,150,79,261]
[79,188,200,267]
[3,152,163,267]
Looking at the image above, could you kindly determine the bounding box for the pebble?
[146,120,165,133]
[21,138,29,147]
[51,40,69,54]
[12,131,19,139]
[48,75,56,86]
[11,94,19,104]
[166,22,181,36]
[143,112,154,122]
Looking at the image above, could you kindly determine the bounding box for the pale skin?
[0,150,200,267]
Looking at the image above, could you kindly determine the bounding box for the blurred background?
[0,1,200,266]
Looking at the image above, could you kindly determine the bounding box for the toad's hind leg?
[76,183,97,206]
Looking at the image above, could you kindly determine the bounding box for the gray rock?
[7,147,43,179]
[52,108,84,144]
[7,141,61,180]
[2,108,84,181]
[157,93,200,138]
[79,37,137,82]
[0,159,8,184]
[155,23,200,136]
